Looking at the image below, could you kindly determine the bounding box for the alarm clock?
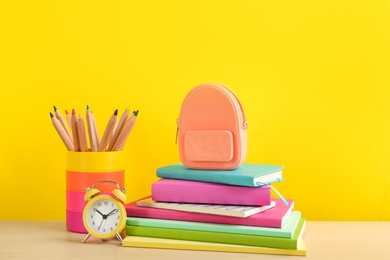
[82,180,127,243]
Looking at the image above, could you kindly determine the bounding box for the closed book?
[122,236,307,256]
[125,197,294,228]
[152,179,271,206]
[126,217,306,249]
[156,163,283,187]
[127,211,302,238]
[136,198,276,218]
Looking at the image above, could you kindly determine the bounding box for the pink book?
[152,179,271,206]
[125,197,294,228]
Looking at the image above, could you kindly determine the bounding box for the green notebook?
[127,211,301,238]
[126,217,306,249]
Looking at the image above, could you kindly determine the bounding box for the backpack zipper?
[219,84,248,130]
[175,117,179,144]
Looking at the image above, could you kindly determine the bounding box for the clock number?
[104,201,108,205]
[98,203,101,207]
[90,215,93,219]
[110,227,113,231]
[93,208,97,212]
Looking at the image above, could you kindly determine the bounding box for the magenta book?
[125,197,294,228]
[152,179,271,206]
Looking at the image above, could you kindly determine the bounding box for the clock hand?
[98,213,110,230]
[96,210,109,231]
[106,209,117,217]
[98,218,105,231]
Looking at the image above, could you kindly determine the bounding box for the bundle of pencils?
[50,105,139,152]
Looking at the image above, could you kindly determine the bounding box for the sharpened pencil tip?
[86,104,89,110]
[65,109,69,114]
[50,112,54,118]
[72,108,76,115]
[53,106,57,111]
[114,109,118,116]
[134,110,139,116]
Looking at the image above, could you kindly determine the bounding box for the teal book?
[126,211,301,238]
[156,163,284,187]
[126,217,306,250]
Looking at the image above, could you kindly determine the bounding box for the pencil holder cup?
[65,151,125,233]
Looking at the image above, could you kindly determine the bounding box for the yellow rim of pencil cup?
[66,151,125,172]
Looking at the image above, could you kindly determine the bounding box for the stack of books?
[123,163,306,256]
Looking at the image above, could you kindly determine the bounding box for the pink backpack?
[177,83,248,170]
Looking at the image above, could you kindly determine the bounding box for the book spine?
[151,180,271,206]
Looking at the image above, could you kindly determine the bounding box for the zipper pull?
[243,120,248,130]
[175,118,179,144]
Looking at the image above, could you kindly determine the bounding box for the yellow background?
[0,1,389,221]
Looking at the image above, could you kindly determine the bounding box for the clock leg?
[115,233,123,243]
[82,233,91,243]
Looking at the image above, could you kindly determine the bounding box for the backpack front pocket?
[184,130,233,162]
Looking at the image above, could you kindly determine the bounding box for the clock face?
[83,195,126,239]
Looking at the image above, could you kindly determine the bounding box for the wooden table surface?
[1,221,389,259]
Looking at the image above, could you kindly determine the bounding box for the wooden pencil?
[77,113,88,152]
[111,110,138,151]
[108,106,130,151]
[86,105,98,152]
[98,109,118,152]
[71,109,80,151]
[54,106,72,142]
[50,112,74,151]
[65,110,72,131]
[90,106,100,148]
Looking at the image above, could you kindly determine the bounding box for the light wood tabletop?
[0,221,389,259]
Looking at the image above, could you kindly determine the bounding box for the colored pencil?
[50,112,74,151]
[77,113,88,152]
[52,105,137,152]
[111,110,138,151]
[54,106,72,142]
[91,108,100,148]
[65,110,72,130]
[98,109,118,152]
[108,106,131,151]
[71,109,80,151]
[86,105,98,152]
